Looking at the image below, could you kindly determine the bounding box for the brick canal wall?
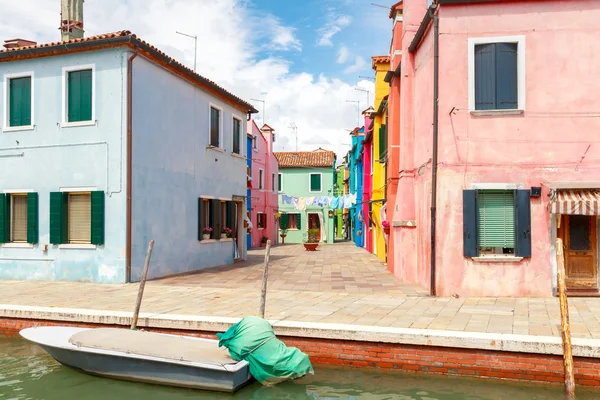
[3,317,600,387]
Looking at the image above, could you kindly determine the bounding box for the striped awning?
[550,189,600,215]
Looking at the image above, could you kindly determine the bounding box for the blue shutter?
[474,44,496,110]
[515,189,531,257]
[463,190,479,257]
[495,43,518,110]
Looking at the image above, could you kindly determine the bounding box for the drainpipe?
[126,47,139,283]
[430,9,440,296]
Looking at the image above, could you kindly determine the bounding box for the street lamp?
[175,31,198,72]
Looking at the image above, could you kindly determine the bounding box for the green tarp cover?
[216,316,314,386]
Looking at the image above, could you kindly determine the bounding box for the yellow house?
[371,56,390,262]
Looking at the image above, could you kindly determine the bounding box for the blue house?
[0,31,257,283]
[349,128,365,248]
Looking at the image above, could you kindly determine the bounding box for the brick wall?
[3,317,600,387]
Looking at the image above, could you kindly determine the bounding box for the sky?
[0,0,395,159]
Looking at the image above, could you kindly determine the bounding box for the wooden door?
[560,215,597,289]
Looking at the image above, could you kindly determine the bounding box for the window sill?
[471,256,523,263]
[258,228,265,230]
[2,125,34,133]
[1,243,34,248]
[220,238,233,242]
[231,153,245,160]
[59,244,97,250]
[207,146,225,153]
[61,120,97,128]
[470,109,524,117]
[200,239,217,244]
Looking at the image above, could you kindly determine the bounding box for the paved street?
[1,242,600,338]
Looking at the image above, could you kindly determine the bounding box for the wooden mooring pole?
[131,240,155,330]
[258,240,272,319]
[556,238,576,399]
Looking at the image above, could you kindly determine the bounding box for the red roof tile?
[0,30,257,113]
[260,124,275,131]
[372,55,390,69]
[389,1,403,18]
[274,148,336,168]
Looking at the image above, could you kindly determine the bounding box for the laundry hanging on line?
[278,194,357,211]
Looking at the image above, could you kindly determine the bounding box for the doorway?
[558,215,598,291]
[307,213,321,242]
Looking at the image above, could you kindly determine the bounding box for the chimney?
[260,124,276,143]
[60,0,85,41]
[3,38,37,49]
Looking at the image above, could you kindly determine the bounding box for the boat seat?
[69,328,238,366]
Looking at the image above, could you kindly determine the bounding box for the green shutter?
[280,213,288,230]
[9,77,32,127]
[477,190,515,249]
[198,198,204,240]
[297,214,302,230]
[91,191,105,245]
[226,201,235,230]
[278,174,282,192]
[68,70,92,122]
[27,192,39,244]
[211,199,221,239]
[50,192,66,244]
[310,174,321,192]
[0,194,8,243]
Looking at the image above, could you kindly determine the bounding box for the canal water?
[2,335,600,400]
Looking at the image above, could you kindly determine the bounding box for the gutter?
[408,6,435,53]
[126,47,139,283]
[430,7,440,296]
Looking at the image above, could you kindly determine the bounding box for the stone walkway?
[1,242,600,338]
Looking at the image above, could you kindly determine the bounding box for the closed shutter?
[91,191,105,245]
[474,43,496,110]
[515,189,532,257]
[495,43,518,110]
[478,190,515,249]
[27,192,38,244]
[278,174,282,191]
[463,190,478,257]
[210,108,220,146]
[68,69,93,122]
[310,174,321,192]
[198,198,204,240]
[9,77,32,127]
[0,194,8,243]
[280,213,289,230]
[50,192,66,244]
[233,119,241,154]
[296,214,302,230]
[211,199,221,239]
[226,201,235,230]
[68,193,91,244]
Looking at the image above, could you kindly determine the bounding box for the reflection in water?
[2,335,600,400]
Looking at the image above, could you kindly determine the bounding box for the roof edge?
[409,5,437,53]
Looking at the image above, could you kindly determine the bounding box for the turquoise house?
[0,31,257,283]
[275,149,336,244]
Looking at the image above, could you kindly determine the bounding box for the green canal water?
[2,335,600,400]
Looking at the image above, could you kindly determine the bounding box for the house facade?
[390,0,600,297]
[248,121,279,248]
[348,128,365,248]
[246,132,253,250]
[362,109,374,253]
[0,31,256,283]
[276,149,336,244]
[334,164,345,239]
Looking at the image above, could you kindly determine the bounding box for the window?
[232,117,241,154]
[469,36,525,111]
[280,213,300,231]
[257,213,266,230]
[278,173,283,193]
[209,106,221,147]
[3,73,33,130]
[271,173,276,193]
[0,192,38,245]
[63,65,94,124]
[198,198,235,240]
[259,169,264,190]
[309,173,322,193]
[50,191,104,245]
[253,135,258,151]
[463,189,531,258]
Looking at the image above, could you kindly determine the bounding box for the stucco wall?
[0,49,128,283]
[130,55,247,281]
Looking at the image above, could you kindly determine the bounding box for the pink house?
[391,0,600,297]
[248,121,279,248]
[362,108,374,253]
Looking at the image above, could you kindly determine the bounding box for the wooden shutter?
[68,193,91,244]
[68,70,92,122]
[310,174,321,192]
[278,174,282,191]
[198,198,204,240]
[495,43,518,110]
[226,201,235,230]
[515,189,532,257]
[50,192,66,244]
[211,199,221,239]
[297,214,302,230]
[280,213,289,230]
[27,192,38,244]
[91,191,105,245]
[9,77,32,127]
[474,43,496,110]
[233,119,241,154]
[463,190,478,257]
[210,108,220,147]
[0,194,8,243]
[478,190,515,249]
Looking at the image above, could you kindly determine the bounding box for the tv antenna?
[289,122,298,151]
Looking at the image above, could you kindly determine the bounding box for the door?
[307,213,321,242]
[560,215,597,289]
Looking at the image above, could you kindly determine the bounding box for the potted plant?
[202,227,212,240]
[261,236,268,247]
[222,227,232,239]
[280,228,288,244]
[382,220,390,235]
[303,228,320,251]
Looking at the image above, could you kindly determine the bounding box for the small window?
[257,213,266,229]
[309,173,322,192]
[68,193,92,244]
[288,214,300,230]
[232,118,241,154]
[49,191,104,245]
[253,135,258,150]
[259,169,264,190]
[278,173,283,193]
[10,194,28,242]
[271,173,276,193]
[6,75,33,128]
[0,192,38,245]
[66,69,93,123]
[210,106,221,147]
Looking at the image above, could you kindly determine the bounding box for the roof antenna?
[289,122,298,151]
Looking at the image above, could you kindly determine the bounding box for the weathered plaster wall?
[130,55,247,281]
[0,49,128,283]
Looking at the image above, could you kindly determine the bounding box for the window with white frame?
[63,65,95,125]
[257,213,266,229]
[271,173,276,193]
[278,173,283,193]
[3,72,34,130]
[209,106,222,147]
[469,36,525,111]
[309,173,322,193]
[232,117,241,154]
[253,135,258,150]
[259,169,264,190]
[49,191,104,245]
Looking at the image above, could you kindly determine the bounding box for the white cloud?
[0,0,376,160]
[317,15,352,47]
[337,45,350,64]
[344,56,367,74]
